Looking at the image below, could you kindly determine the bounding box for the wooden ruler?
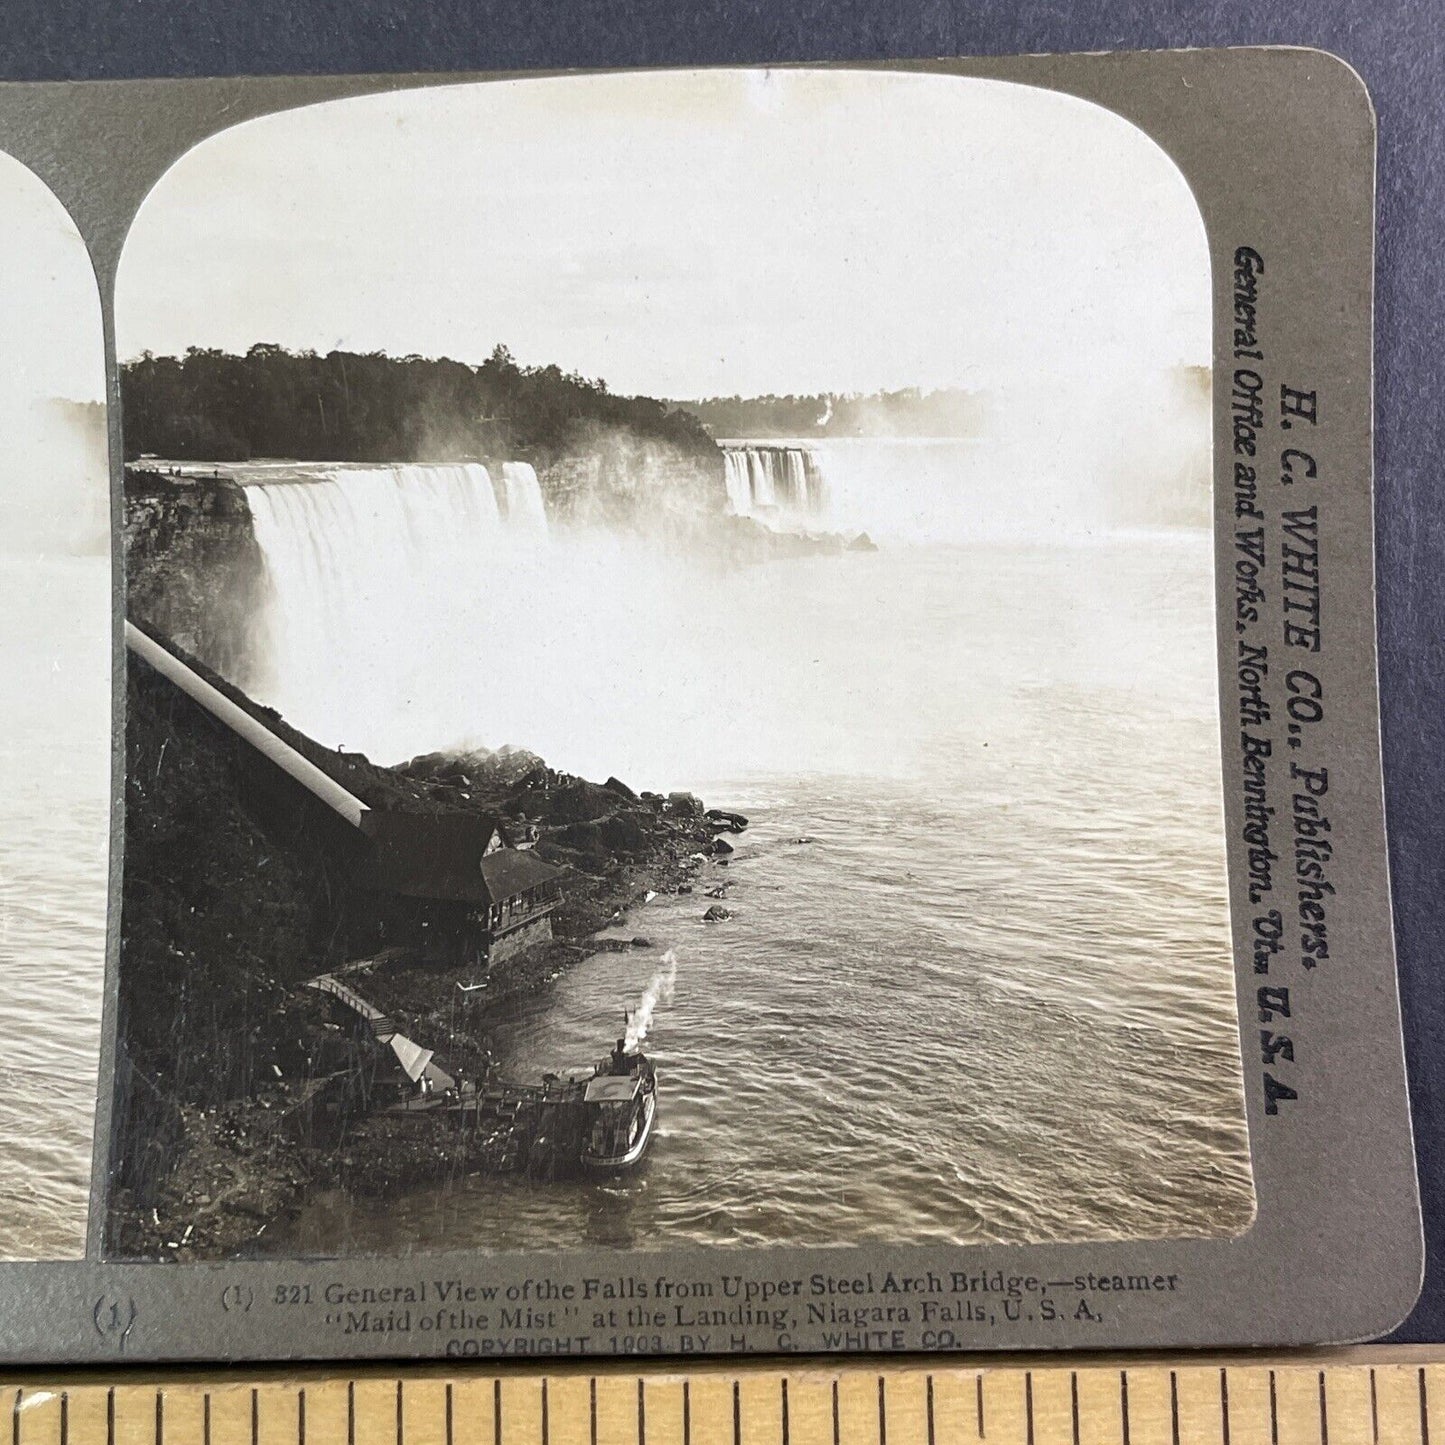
[5,1350,1443,1445]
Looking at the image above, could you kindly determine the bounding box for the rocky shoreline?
[109,638,740,1260]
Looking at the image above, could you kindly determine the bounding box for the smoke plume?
[625,950,678,1052]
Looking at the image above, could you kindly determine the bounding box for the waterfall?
[198,428,1211,781]
[497,462,548,541]
[721,445,829,528]
[723,452,752,515]
[242,462,549,584]
[239,461,550,728]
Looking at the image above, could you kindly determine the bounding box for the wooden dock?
[302,970,594,1176]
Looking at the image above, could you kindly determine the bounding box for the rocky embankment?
[109,638,741,1260]
[123,467,271,685]
[532,420,724,532]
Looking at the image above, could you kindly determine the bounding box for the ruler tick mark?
[733,1382,741,1445]
[1120,1371,1131,1445]
[60,1391,69,1445]
[348,1382,356,1445]
[251,1387,258,1445]
[540,1381,549,1445]
[1070,1373,1080,1445]
[494,1379,502,1445]
[1025,1374,1034,1445]
[157,1389,164,1445]
[683,1382,690,1445]
[880,1377,888,1445]
[203,1394,211,1445]
[397,1380,405,1445]
[832,1380,840,1445]
[590,1380,598,1445]
[11,1388,20,1445]
[976,1375,985,1440]
[1318,1371,1327,1445]
[107,1388,116,1445]
[1369,1369,1379,1445]
[1421,1367,1432,1445]
[637,1378,645,1445]
[299,1390,306,1445]
[1220,1369,1231,1445]
[1169,1372,1180,1445]
[926,1376,935,1445]
[1269,1371,1279,1445]
[781,1379,790,1445]
[446,1385,454,1445]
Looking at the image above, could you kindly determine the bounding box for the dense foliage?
[120,344,717,462]
[677,386,988,439]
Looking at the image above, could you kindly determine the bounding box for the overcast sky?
[117,69,1209,399]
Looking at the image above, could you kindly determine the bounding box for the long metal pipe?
[125,621,371,829]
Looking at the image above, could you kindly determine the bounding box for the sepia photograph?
[0,152,111,1260]
[105,68,1254,1261]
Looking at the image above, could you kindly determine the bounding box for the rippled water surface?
[278,536,1254,1255]
[0,557,110,1258]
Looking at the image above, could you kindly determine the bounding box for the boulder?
[705,809,750,833]
[707,837,734,856]
[550,822,614,872]
[547,778,620,823]
[702,905,732,923]
[847,532,880,552]
[598,811,650,855]
[603,776,639,801]
[553,821,604,852]
[666,790,705,816]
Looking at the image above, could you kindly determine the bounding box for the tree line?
[120,344,717,463]
[676,386,989,439]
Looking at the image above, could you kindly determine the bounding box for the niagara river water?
[0,556,110,1258]
[250,438,1253,1253]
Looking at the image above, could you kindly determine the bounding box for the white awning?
[585,1074,641,1104]
[389,1033,435,1083]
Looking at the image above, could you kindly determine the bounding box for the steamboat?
[581,1038,659,1171]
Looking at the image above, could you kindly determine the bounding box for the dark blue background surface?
[4,0,1441,1341]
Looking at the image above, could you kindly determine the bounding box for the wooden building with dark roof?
[127,620,565,970]
[360,810,564,964]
